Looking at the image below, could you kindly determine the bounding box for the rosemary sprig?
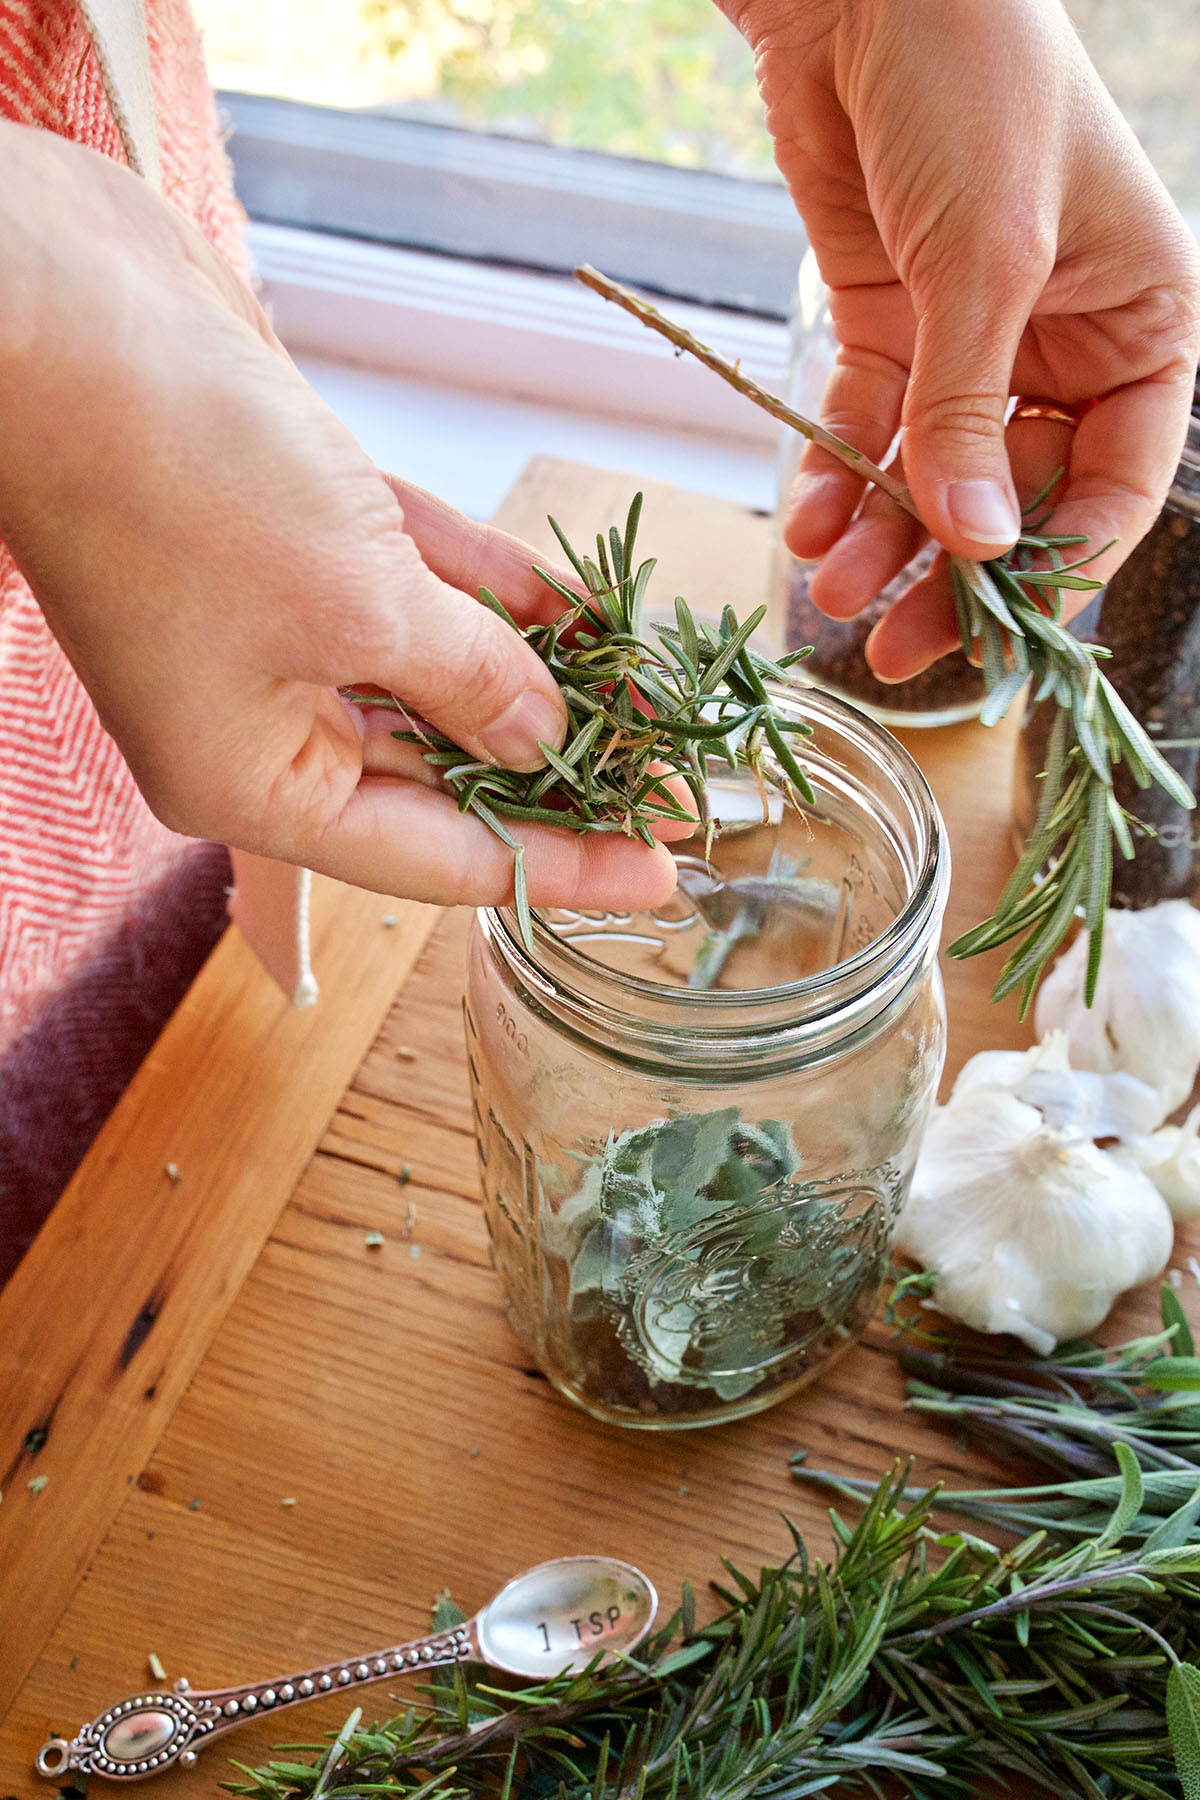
[942,546,1193,1013]
[228,1290,1200,1799]
[348,494,814,953]
[575,264,1196,1013]
[797,1287,1200,1538]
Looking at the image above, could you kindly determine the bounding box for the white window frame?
[221,91,805,318]
[251,223,790,448]
[226,92,801,449]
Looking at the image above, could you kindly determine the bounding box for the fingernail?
[865,643,935,684]
[480,689,565,771]
[946,480,1020,547]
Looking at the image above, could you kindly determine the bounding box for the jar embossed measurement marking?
[496,1003,529,1055]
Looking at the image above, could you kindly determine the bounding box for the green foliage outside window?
[362,0,775,175]
[195,0,1197,203]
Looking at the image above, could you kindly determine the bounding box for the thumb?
[369,558,569,773]
[901,285,1030,561]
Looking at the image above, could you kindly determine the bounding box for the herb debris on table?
[574,265,1196,1012]
[229,1288,1200,1800]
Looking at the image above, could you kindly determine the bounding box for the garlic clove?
[950,1031,1073,1102]
[1034,901,1200,1121]
[1110,1105,1200,1220]
[949,1032,1161,1141]
[899,1088,1174,1354]
[1018,1068,1163,1141]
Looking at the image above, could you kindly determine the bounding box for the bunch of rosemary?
[349,494,813,955]
[944,535,1194,1012]
[231,1291,1200,1800]
[798,1284,1200,1547]
[574,266,1196,1012]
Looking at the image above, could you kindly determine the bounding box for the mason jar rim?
[480,686,949,1072]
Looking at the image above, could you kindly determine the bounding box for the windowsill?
[252,222,789,517]
[222,91,805,318]
[230,90,1198,521]
[294,355,780,520]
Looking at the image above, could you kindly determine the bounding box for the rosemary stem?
[574,264,915,519]
[894,1552,1147,1645]
[572,264,1196,1009]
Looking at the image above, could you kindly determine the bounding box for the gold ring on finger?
[1010,396,1091,428]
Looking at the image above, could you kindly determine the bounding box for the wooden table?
[1,458,1190,1793]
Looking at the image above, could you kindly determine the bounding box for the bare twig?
[573,262,915,517]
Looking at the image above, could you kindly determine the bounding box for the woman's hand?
[720,0,1200,677]
[0,123,677,912]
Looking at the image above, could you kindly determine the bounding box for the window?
[195,0,1199,237]
[193,0,1198,515]
[1069,0,1199,219]
[194,0,773,179]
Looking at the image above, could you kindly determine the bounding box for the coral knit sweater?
[0,0,247,1282]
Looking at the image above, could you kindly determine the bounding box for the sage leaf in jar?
[543,1108,895,1413]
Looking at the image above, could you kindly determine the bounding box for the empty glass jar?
[464,686,949,1429]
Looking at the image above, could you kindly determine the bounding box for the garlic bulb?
[950,1031,1162,1142]
[1034,901,1200,1121]
[898,1088,1173,1355]
[1110,1105,1200,1220]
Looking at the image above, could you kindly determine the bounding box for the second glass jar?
[773,252,986,728]
[1016,396,1200,903]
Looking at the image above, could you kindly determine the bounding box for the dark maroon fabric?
[0,840,231,1288]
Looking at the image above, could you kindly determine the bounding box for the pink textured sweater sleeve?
[0,0,313,1278]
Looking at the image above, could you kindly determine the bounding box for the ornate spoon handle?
[36,1618,477,1783]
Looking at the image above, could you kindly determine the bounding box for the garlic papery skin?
[1110,1106,1200,1221]
[948,1031,1074,1102]
[1034,901,1200,1121]
[898,1089,1174,1356]
[950,1031,1162,1142]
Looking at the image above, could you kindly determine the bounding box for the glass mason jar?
[464,687,949,1430]
[1015,398,1200,905]
[772,252,986,728]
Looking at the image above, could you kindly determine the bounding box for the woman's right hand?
[0,123,678,913]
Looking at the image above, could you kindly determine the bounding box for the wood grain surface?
[0,886,439,1721]
[0,459,1189,1796]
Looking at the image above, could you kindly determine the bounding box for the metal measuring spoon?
[36,1556,657,1784]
